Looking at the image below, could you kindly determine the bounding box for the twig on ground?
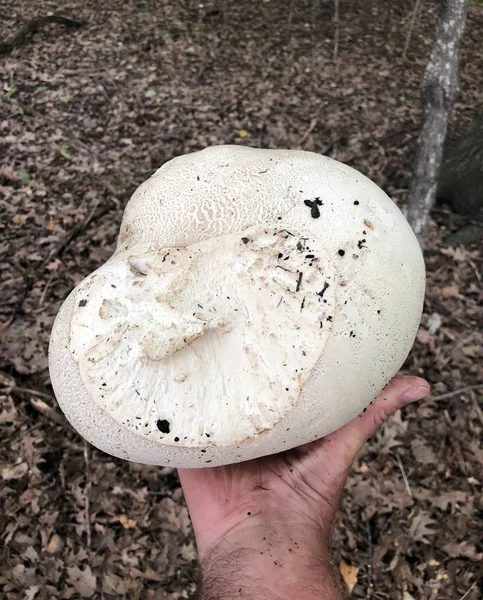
[38,272,54,308]
[402,0,423,60]
[365,517,374,599]
[40,199,103,269]
[432,384,483,401]
[84,440,92,549]
[396,451,413,497]
[470,395,483,428]
[333,0,340,62]
[29,397,67,427]
[458,582,476,600]
[468,259,482,289]
[0,14,85,55]
[299,118,318,147]
[13,386,54,401]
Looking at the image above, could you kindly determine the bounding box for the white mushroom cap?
[49,145,425,468]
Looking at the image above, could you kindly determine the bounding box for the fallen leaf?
[339,559,358,592]
[408,511,437,544]
[67,565,97,598]
[2,462,28,480]
[45,533,63,554]
[25,586,40,600]
[13,214,29,226]
[119,514,137,529]
[441,285,460,298]
[46,258,61,271]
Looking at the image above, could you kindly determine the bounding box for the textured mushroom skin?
[49,146,425,467]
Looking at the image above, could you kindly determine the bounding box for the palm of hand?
[178,375,428,557]
[179,440,347,555]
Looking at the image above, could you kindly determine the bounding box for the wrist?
[196,516,346,600]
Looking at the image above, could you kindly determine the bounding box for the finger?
[295,375,429,476]
[315,375,429,467]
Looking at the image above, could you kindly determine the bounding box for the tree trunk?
[405,0,469,246]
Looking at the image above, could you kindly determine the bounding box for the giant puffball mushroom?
[49,145,425,468]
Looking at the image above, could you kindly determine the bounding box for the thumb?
[318,375,430,470]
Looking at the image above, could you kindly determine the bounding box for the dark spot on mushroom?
[353,200,360,205]
[241,237,250,244]
[156,419,170,434]
[303,197,323,218]
[296,271,303,292]
[377,309,381,314]
[357,239,367,249]
[201,448,207,453]
[278,253,283,259]
[111,284,116,288]
[338,249,345,257]
[305,254,315,259]
[317,281,329,297]
[300,297,305,311]
[78,299,87,307]
[326,315,333,322]
[174,437,180,442]
[205,433,210,438]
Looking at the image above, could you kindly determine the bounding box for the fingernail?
[402,386,430,401]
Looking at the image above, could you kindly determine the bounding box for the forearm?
[196,521,346,600]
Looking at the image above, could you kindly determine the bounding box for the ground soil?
[1,1,482,599]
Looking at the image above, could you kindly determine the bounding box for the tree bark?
[405,0,469,246]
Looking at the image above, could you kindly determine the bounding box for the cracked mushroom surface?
[49,145,425,467]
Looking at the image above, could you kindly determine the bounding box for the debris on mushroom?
[49,145,425,468]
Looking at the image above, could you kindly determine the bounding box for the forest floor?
[0,1,482,598]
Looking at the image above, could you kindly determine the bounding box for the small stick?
[13,386,54,401]
[458,582,476,600]
[402,0,422,60]
[468,259,482,289]
[29,397,66,427]
[333,0,340,62]
[396,451,412,497]
[83,440,92,549]
[432,384,483,401]
[299,118,318,147]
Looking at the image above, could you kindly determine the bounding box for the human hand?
[178,375,429,599]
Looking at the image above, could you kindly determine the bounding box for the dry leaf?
[67,565,97,598]
[46,258,61,271]
[13,214,29,226]
[339,559,358,592]
[2,461,28,480]
[25,586,40,600]
[45,533,63,554]
[119,514,137,529]
[180,542,197,562]
[441,285,460,298]
[417,328,431,345]
[408,511,437,544]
